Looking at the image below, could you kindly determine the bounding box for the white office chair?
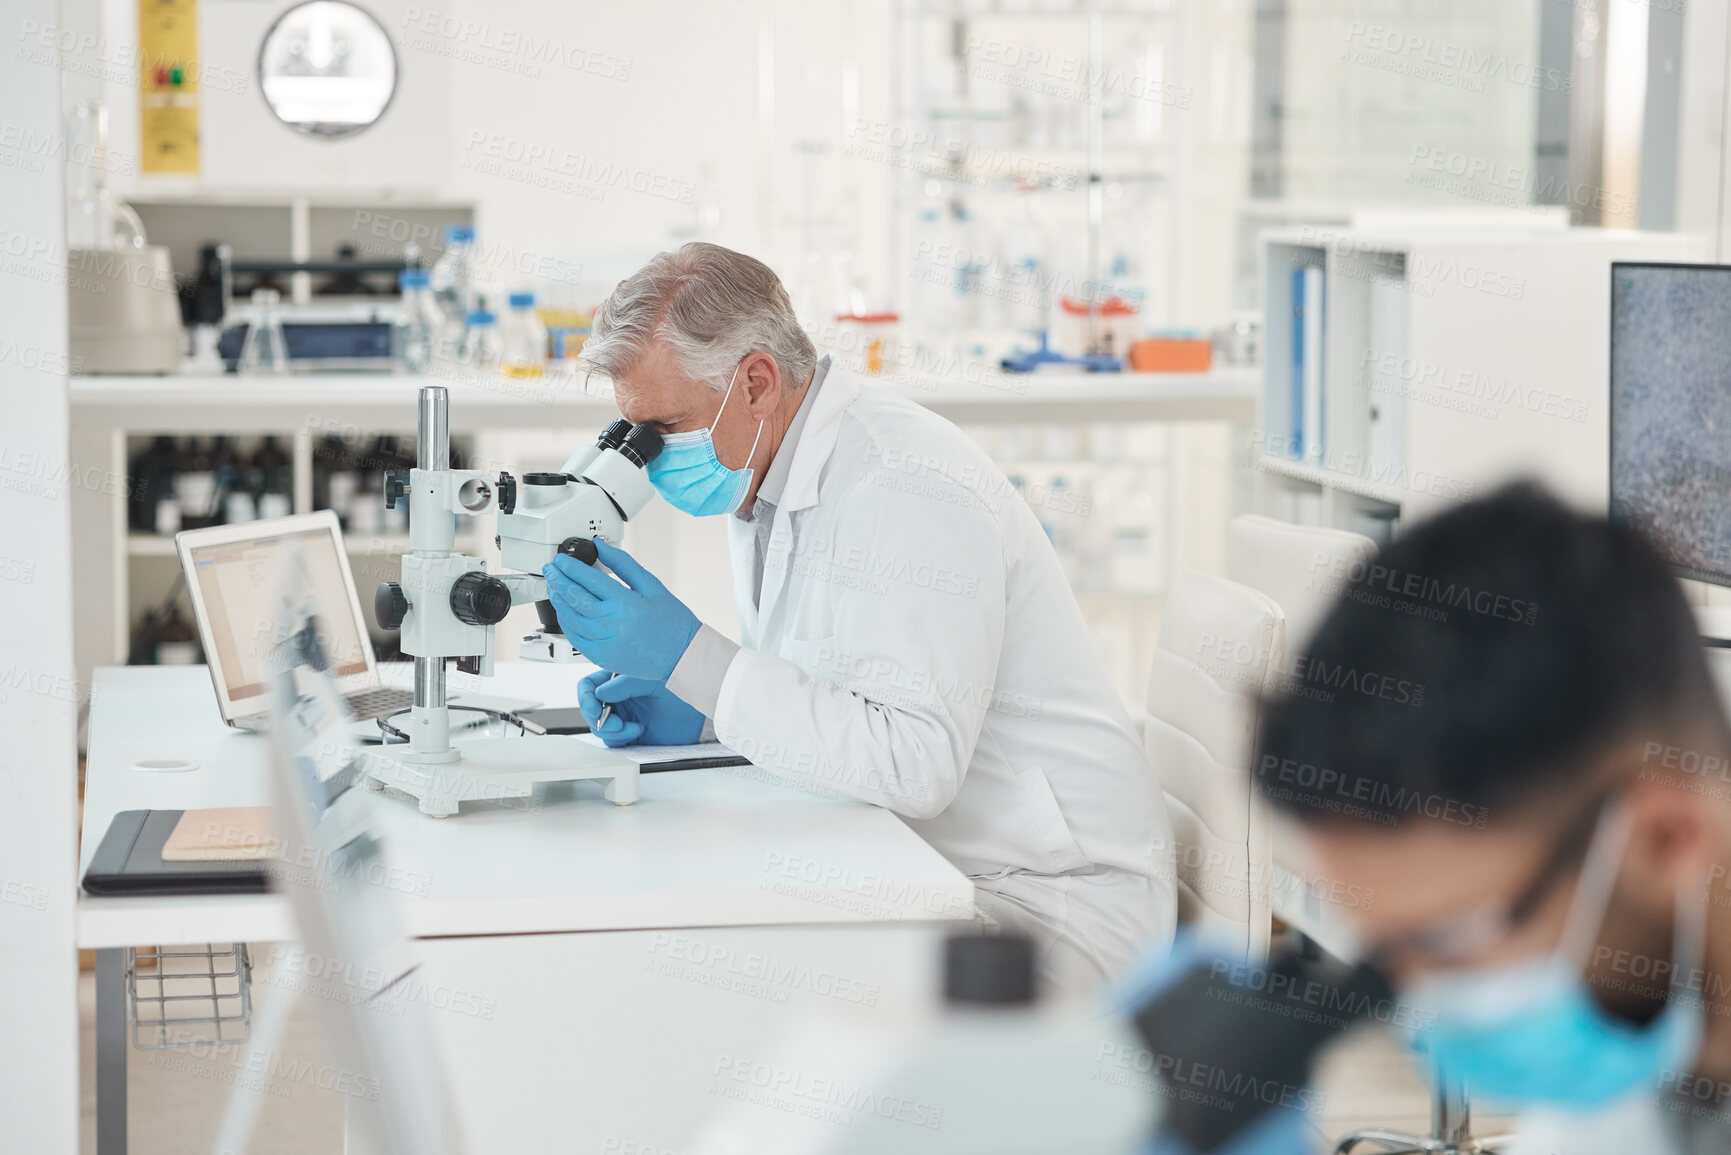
[1226,514,1378,956]
[1142,568,1285,962]
[1226,514,1379,649]
[1227,516,1508,1155]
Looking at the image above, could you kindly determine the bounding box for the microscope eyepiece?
[619,424,663,468]
[597,419,632,450]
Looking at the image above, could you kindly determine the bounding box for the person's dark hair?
[1254,482,1726,829]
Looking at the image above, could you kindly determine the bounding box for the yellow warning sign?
[138,0,199,174]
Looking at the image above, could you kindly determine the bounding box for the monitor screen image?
[1610,263,1731,586]
[189,525,370,701]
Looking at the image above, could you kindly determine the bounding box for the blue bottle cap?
[509,292,535,308]
[446,225,476,243]
[467,310,496,325]
[399,268,430,288]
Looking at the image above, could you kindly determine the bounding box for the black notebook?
[83,810,271,897]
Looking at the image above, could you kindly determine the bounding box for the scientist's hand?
[543,539,701,683]
[577,669,705,747]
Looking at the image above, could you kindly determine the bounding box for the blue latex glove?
[578,670,705,747]
[542,538,701,683]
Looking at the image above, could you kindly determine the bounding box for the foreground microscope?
[368,385,661,816]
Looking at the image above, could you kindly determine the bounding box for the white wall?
[437,0,895,308]
[1281,0,1545,210]
[432,0,901,622]
[0,0,80,1146]
[440,0,767,293]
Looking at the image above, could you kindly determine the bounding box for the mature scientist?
[542,242,1175,995]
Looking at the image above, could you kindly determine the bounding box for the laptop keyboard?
[346,686,415,720]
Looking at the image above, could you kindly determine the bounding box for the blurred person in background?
[1256,483,1731,1154]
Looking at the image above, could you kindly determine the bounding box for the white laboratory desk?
[82,662,975,1154]
[348,924,957,1155]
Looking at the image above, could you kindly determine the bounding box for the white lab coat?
[709,367,1177,992]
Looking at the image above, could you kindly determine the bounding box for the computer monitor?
[1610,263,1731,586]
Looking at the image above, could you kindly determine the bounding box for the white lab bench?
[81,661,976,1154]
[376,924,959,1154]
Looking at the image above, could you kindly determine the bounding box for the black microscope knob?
[557,537,599,566]
[496,471,518,515]
[374,582,409,631]
[449,572,513,627]
[383,469,410,510]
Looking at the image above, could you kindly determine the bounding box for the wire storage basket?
[126,943,253,1050]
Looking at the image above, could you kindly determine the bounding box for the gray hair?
[581,242,818,391]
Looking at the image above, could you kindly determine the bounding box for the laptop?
[176,510,531,731]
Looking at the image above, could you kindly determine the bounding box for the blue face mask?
[646,362,764,517]
[1400,805,1705,1109]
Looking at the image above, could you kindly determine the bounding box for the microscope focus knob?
[450,572,513,627]
[557,537,599,566]
[375,582,409,631]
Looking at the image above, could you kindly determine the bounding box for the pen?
[596,704,612,731]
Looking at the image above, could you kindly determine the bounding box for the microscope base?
[362,736,639,818]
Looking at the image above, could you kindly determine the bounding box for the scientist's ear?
[1620,761,1727,907]
[740,351,783,420]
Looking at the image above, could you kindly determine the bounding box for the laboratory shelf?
[72,367,1258,426]
[124,532,484,557]
[69,371,618,432]
[886,367,1257,424]
[1249,454,1404,507]
[895,3,1177,25]
[124,535,180,557]
[71,366,1254,688]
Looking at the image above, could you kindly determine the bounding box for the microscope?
[367,385,663,816]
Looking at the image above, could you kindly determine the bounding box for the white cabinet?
[1254,224,1707,536]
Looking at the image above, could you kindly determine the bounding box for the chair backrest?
[1144,569,1284,961]
[1226,515,1378,655]
[1225,515,1378,958]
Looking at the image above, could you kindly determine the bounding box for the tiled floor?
[78,952,1507,1155]
[78,958,343,1155]
[1308,1026,1516,1152]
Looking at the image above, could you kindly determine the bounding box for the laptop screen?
[188,525,370,703]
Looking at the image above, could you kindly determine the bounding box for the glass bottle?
[458,309,502,371]
[395,268,440,374]
[252,436,293,520]
[500,292,547,378]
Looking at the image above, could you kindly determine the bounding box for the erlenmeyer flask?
[239,288,290,376]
